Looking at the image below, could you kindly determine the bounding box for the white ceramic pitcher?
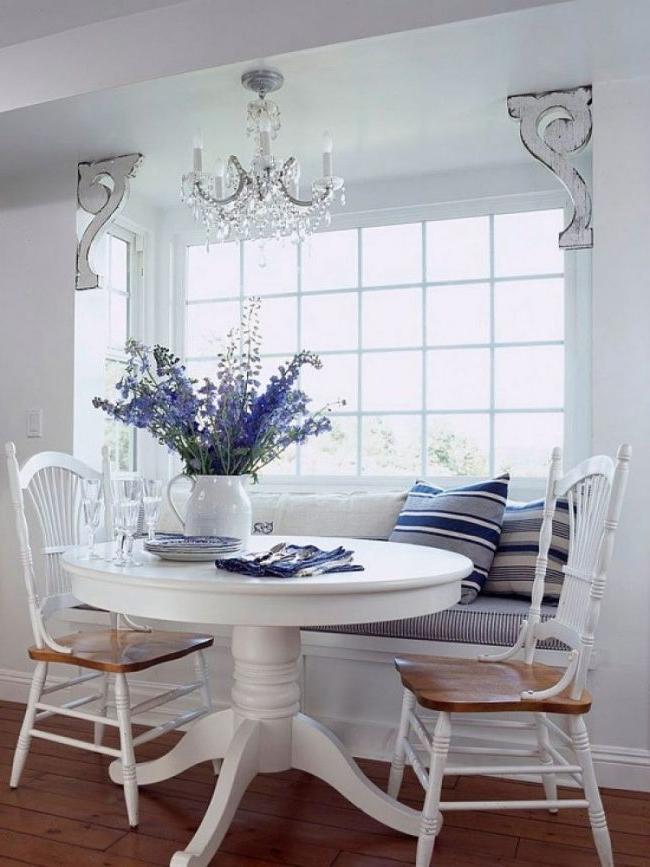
[166,474,252,547]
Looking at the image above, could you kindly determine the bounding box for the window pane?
[426,216,489,281]
[495,279,564,343]
[244,240,297,294]
[300,417,357,474]
[300,354,357,411]
[427,414,489,476]
[362,223,421,286]
[186,359,219,382]
[494,209,564,277]
[259,297,297,354]
[93,234,109,284]
[185,301,240,357]
[362,415,421,475]
[427,283,490,346]
[257,355,286,390]
[187,243,239,299]
[362,351,422,411]
[104,360,134,471]
[302,230,358,291]
[109,292,128,350]
[495,413,563,477]
[302,293,358,351]
[362,287,422,349]
[109,236,128,293]
[427,349,490,410]
[262,444,297,476]
[495,346,564,409]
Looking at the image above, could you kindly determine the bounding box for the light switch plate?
[26,409,43,438]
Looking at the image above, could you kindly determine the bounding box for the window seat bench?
[306,595,564,650]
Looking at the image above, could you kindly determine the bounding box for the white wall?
[0,164,78,671]
[588,77,650,756]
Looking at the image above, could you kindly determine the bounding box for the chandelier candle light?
[181,68,345,245]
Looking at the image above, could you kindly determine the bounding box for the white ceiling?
[0,0,189,48]
[0,0,648,207]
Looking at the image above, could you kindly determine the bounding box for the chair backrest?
[526,444,631,698]
[5,443,112,648]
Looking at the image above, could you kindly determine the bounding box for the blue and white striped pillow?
[485,499,570,600]
[389,476,510,604]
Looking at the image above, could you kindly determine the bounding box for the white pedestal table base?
[109,625,421,866]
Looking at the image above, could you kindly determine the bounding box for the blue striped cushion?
[485,499,570,599]
[389,476,510,604]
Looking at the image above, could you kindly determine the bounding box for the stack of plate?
[144,534,243,562]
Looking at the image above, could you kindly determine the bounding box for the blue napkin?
[216,543,364,577]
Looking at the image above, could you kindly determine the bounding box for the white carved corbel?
[76,153,143,290]
[507,86,592,249]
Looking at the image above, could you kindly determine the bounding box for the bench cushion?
[305,595,565,650]
[160,486,408,540]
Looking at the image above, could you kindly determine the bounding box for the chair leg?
[115,674,139,828]
[534,713,558,813]
[94,673,110,746]
[194,649,220,775]
[388,688,416,798]
[569,715,613,867]
[416,711,451,867]
[10,662,47,788]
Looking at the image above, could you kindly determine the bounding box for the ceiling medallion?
[181,67,345,247]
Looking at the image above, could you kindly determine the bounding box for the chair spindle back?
[5,443,112,649]
[527,444,631,698]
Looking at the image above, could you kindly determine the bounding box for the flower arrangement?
[93,298,336,478]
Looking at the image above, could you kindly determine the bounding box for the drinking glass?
[122,499,142,566]
[118,478,143,566]
[109,478,142,565]
[81,478,102,560]
[143,479,163,542]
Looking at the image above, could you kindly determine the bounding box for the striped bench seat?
[305,595,565,650]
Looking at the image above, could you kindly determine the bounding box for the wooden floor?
[0,700,647,867]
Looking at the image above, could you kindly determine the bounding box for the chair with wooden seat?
[5,442,215,828]
[387,445,631,867]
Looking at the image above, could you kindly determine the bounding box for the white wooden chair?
[5,442,216,828]
[387,444,631,867]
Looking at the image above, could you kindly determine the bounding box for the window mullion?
[489,214,496,477]
[420,221,427,478]
[356,228,363,476]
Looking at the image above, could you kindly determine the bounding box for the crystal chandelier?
[181,68,345,245]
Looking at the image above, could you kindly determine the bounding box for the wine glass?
[109,483,126,564]
[118,478,143,566]
[81,479,102,560]
[122,499,142,566]
[143,479,163,542]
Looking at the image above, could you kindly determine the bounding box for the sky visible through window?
[183,209,565,478]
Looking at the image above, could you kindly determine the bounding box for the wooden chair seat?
[29,630,214,673]
[394,654,592,715]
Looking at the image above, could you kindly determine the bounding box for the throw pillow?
[484,498,570,599]
[389,476,510,604]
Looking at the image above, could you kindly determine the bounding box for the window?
[180,205,574,481]
[102,229,138,471]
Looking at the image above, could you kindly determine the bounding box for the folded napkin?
[216,543,364,578]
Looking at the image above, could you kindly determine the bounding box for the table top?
[62,536,472,627]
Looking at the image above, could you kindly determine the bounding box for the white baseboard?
[1,664,648,792]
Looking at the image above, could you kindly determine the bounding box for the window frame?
[170,191,591,499]
[104,222,144,472]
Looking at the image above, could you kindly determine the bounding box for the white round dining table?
[62,535,472,867]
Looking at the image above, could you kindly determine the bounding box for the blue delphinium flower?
[93,298,337,479]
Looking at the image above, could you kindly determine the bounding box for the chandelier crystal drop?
[181,68,345,245]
